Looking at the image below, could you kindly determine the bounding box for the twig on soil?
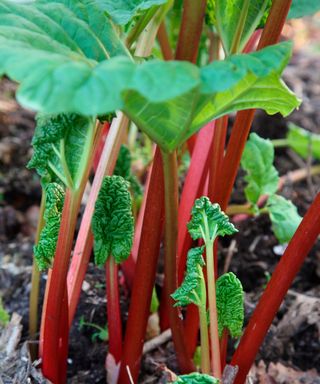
[223,239,237,274]
[142,329,172,355]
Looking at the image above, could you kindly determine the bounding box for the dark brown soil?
[1,50,320,384]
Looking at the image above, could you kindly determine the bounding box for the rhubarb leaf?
[27,113,95,188]
[34,183,65,270]
[188,197,237,242]
[90,0,167,25]
[213,0,271,54]
[175,373,219,383]
[288,0,320,19]
[266,195,302,244]
[171,247,205,307]
[287,123,320,160]
[92,176,134,266]
[241,133,279,204]
[216,272,244,338]
[0,2,299,152]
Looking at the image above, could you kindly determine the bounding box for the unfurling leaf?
[171,247,205,307]
[241,133,279,204]
[266,195,302,244]
[175,372,219,383]
[216,272,244,338]
[211,0,271,54]
[92,176,134,266]
[287,123,320,160]
[34,183,65,270]
[187,197,237,242]
[27,113,95,188]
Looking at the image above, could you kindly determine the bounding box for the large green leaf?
[287,123,320,160]
[0,2,299,151]
[241,133,279,204]
[89,0,167,25]
[266,195,302,244]
[214,0,270,54]
[92,176,134,265]
[288,0,320,19]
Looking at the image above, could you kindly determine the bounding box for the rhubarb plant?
[1,0,320,383]
[92,175,134,362]
[173,197,239,378]
[241,133,302,243]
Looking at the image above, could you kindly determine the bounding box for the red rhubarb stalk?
[118,148,165,383]
[106,257,122,362]
[232,191,320,384]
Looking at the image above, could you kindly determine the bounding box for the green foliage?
[241,133,279,204]
[0,2,299,152]
[205,0,216,26]
[288,0,320,19]
[212,0,270,54]
[114,145,143,199]
[287,123,320,160]
[28,113,95,188]
[216,272,244,338]
[171,247,205,307]
[34,183,65,270]
[266,195,302,244]
[150,288,159,313]
[79,316,109,342]
[91,0,167,25]
[0,298,10,326]
[187,197,237,242]
[175,372,219,383]
[92,176,134,266]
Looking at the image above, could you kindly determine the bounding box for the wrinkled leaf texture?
[34,183,65,270]
[92,176,134,265]
[0,2,299,151]
[188,197,237,241]
[266,194,302,244]
[216,272,244,338]
[175,372,219,383]
[27,113,95,187]
[171,246,205,307]
[241,133,279,204]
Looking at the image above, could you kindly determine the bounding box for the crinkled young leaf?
[266,194,302,244]
[187,197,237,242]
[213,0,270,54]
[171,247,205,307]
[27,113,95,188]
[90,0,167,25]
[175,372,219,383]
[0,4,299,152]
[92,176,134,266]
[216,272,244,338]
[34,183,65,270]
[288,0,320,19]
[287,123,320,160]
[241,133,279,204]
